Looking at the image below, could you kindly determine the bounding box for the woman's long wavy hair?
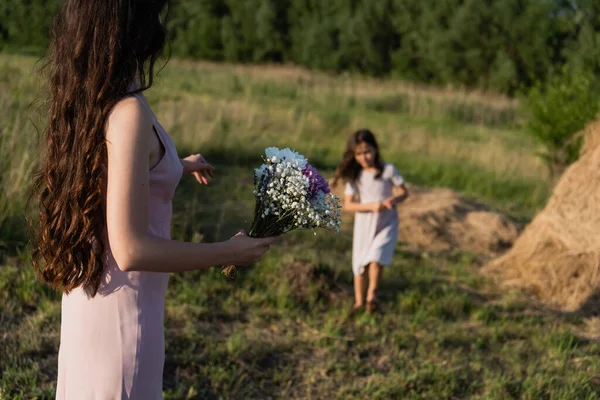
[32,0,169,296]
[332,129,384,187]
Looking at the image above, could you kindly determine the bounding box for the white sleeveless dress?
[345,163,404,275]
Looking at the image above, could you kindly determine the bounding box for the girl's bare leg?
[354,269,367,306]
[366,262,381,303]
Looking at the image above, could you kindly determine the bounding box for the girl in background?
[332,129,408,314]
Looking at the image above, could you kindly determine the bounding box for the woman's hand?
[226,230,280,266]
[181,153,215,184]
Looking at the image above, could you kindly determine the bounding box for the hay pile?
[398,187,520,257]
[333,184,521,258]
[484,121,600,312]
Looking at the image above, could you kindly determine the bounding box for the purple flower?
[302,163,331,200]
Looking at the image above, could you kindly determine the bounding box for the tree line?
[1,0,598,94]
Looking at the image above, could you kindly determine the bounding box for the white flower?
[264,147,278,159]
[254,164,269,179]
[250,147,341,235]
[264,147,307,169]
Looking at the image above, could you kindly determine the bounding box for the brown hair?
[332,129,384,187]
[32,0,169,296]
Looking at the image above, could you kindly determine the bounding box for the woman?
[32,1,277,398]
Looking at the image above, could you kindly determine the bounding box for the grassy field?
[2,54,599,399]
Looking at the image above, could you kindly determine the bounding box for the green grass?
[147,60,548,218]
[0,53,548,251]
[1,166,599,398]
[2,54,596,399]
[0,57,43,253]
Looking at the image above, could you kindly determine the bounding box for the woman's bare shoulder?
[106,96,152,141]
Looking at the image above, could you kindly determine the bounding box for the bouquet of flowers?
[222,147,341,278]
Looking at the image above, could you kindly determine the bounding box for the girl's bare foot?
[366,299,380,314]
[349,303,364,317]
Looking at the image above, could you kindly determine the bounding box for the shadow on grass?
[575,289,600,319]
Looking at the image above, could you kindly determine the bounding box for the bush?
[524,66,600,181]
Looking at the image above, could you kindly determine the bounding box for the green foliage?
[561,0,600,77]
[389,0,574,94]
[524,66,600,179]
[3,0,600,93]
[167,0,228,60]
[0,0,62,54]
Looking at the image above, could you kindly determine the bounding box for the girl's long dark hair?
[332,129,384,187]
[32,0,169,296]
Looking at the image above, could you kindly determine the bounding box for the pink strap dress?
[56,93,183,399]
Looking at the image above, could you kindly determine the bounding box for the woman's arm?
[105,98,276,272]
